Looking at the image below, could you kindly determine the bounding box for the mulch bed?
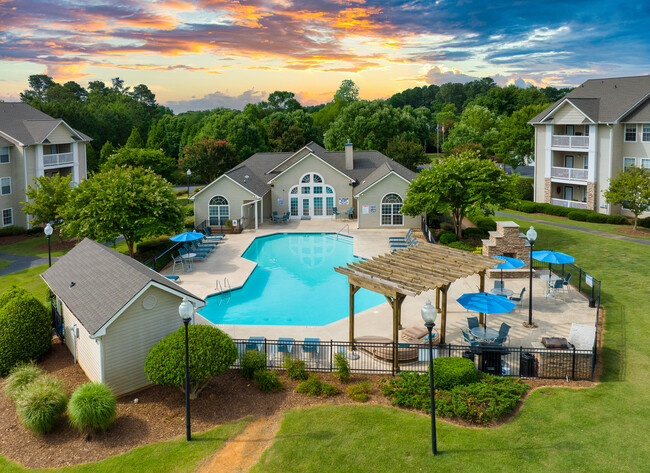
[614,226,650,238]
[0,341,599,469]
[0,235,40,246]
[35,238,77,252]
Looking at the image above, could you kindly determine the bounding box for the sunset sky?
[1,0,649,112]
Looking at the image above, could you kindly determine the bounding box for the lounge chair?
[400,325,428,342]
[390,234,416,248]
[179,247,207,262]
[201,228,224,241]
[184,243,210,256]
[467,316,479,330]
[165,275,180,282]
[193,237,219,249]
[389,229,413,243]
[278,337,294,355]
[246,336,265,351]
[205,227,225,238]
[303,338,320,357]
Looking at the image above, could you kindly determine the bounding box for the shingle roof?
[530,75,650,124]
[0,102,92,145]
[41,239,203,336]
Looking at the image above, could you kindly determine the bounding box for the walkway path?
[496,212,650,246]
[0,252,56,276]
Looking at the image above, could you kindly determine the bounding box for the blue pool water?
[199,233,385,325]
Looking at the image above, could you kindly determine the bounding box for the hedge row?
[510,202,629,225]
[0,225,46,237]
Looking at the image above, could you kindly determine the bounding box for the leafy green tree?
[495,104,549,168]
[20,75,56,102]
[124,126,145,149]
[102,148,176,181]
[385,137,427,171]
[179,139,239,183]
[100,141,115,164]
[21,174,73,231]
[194,110,267,159]
[265,110,320,152]
[313,80,360,132]
[401,152,517,237]
[61,166,184,257]
[443,105,499,154]
[334,79,359,103]
[604,166,650,230]
[131,84,157,108]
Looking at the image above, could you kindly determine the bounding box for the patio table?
[470,327,499,342]
[540,274,563,297]
[490,288,514,297]
[180,252,196,272]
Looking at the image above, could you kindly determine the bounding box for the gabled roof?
[0,102,91,145]
[353,162,411,196]
[41,239,204,336]
[530,75,650,124]
[0,136,13,147]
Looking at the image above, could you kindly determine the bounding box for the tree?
[100,141,115,164]
[144,325,237,399]
[334,79,359,103]
[604,166,650,230]
[61,166,184,257]
[131,84,157,108]
[495,104,549,168]
[20,75,56,102]
[101,148,176,181]
[124,126,145,149]
[313,80,360,132]
[385,137,427,171]
[21,174,73,231]
[401,152,517,238]
[443,105,499,154]
[179,139,239,183]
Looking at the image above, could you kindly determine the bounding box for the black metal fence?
[230,338,595,380]
[421,215,436,243]
[51,302,64,342]
[530,255,601,306]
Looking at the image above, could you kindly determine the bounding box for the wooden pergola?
[335,244,502,372]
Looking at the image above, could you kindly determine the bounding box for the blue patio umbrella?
[457,292,516,329]
[531,250,574,277]
[491,256,525,286]
[170,231,205,242]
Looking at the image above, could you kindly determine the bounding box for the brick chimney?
[345,139,353,170]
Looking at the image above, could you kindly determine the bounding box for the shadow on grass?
[599,305,626,383]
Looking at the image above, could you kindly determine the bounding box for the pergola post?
[435,287,441,311]
[440,284,448,345]
[389,294,406,374]
[349,284,360,349]
[478,270,485,327]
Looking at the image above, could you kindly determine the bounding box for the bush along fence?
[227,338,595,381]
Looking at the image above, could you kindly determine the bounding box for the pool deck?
[164,219,597,348]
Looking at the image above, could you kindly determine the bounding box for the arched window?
[209,195,229,226]
[381,193,403,226]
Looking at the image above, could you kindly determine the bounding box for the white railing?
[43,152,73,167]
[551,166,588,180]
[551,135,590,148]
[551,198,588,209]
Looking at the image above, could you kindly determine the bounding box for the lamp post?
[421,299,438,455]
[526,226,538,328]
[186,169,192,200]
[44,223,53,267]
[178,298,194,441]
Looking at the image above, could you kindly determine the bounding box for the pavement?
[496,211,650,246]
[0,252,56,276]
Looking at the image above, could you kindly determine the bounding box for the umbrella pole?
[500,268,504,288]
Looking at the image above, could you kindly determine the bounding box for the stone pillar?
[544,178,552,203]
[587,182,597,211]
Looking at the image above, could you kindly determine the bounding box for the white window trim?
[0,147,9,164]
[380,192,404,226]
[208,195,230,226]
[624,124,637,142]
[623,157,636,171]
[2,208,13,227]
[642,124,650,143]
[0,177,11,196]
[640,158,650,169]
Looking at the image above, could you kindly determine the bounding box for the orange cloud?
[45,64,92,82]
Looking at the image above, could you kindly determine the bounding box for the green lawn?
[0,264,50,303]
[501,208,650,241]
[0,418,250,473]
[0,260,10,270]
[254,220,650,472]
[0,235,70,258]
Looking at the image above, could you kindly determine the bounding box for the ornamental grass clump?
[68,382,117,432]
[347,382,372,402]
[16,377,67,435]
[3,363,45,402]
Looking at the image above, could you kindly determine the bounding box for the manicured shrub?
[254,370,283,393]
[439,222,455,232]
[544,204,572,217]
[380,371,431,411]
[144,325,237,399]
[462,227,488,239]
[333,352,350,382]
[347,382,372,402]
[296,375,339,397]
[436,375,529,424]
[438,231,459,245]
[606,215,629,225]
[3,363,45,402]
[282,356,307,381]
[586,212,608,223]
[0,289,52,376]
[517,201,537,213]
[241,350,267,379]
[568,210,588,221]
[638,216,650,228]
[513,176,534,201]
[68,382,117,432]
[0,225,27,237]
[136,237,174,256]
[473,216,497,232]
[16,377,67,434]
[447,241,477,252]
[431,357,478,390]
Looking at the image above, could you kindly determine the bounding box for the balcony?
[43,152,73,167]
[551,166,588,181]
[551,198,587,209]
[551,135,590,149]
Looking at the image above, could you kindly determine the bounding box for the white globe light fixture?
[420,299,437,326]
[526,226,538,328]
[420,298,438,455]
[44,223,53,237]
[178,297,194,323]
[44,223,54,267]
[178,297,194,441]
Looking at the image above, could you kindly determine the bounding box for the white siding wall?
[553,104,588,124]
[356,173,420,229]
[102,286,184,396]
[47,123,74,144]
[193,177,258,227]
[62,304,101,382]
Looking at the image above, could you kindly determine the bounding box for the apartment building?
[0,103,90,228]
[529,75,649,217]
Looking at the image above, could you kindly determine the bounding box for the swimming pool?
[199,233,385,325]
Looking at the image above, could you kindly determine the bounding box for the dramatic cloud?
[166,88,268,113]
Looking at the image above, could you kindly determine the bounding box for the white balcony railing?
[551,166,588,180]
[551,198,588,209]
[551,135,590,148]
[43,152,73,167]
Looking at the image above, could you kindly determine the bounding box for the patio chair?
[389,228,413,243]
[179,246,207,262]
[246,336,265,351]
[494,280,504,290]
[303,338,320,358]
[498,323,511,340]
[551,279,565,300]
[562,273,572,297]
[281,212,290,224]
[467,316,479,330]
[509,287,526,311]
[461,328,481,350]
[171,254,185,274]
[346,207,355,219]
[332,207,340,220]
[271,211,281,224]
